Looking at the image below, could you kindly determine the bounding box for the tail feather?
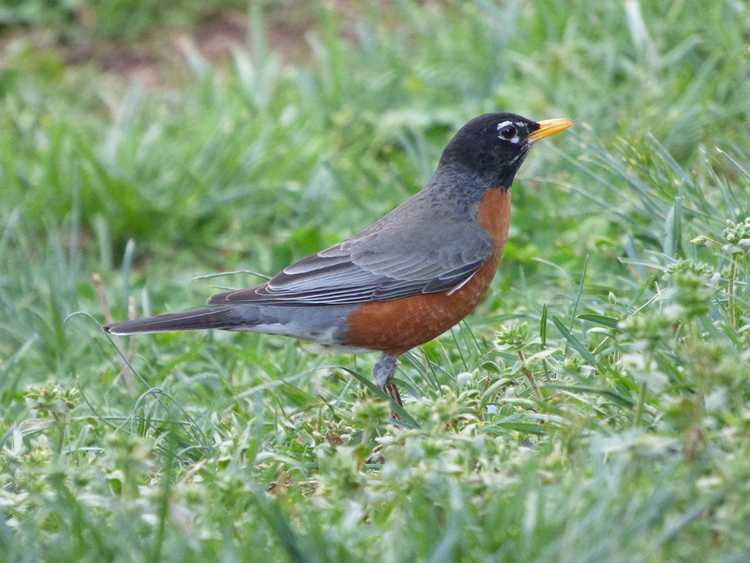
[104,307,239,335]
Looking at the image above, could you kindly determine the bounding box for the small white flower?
[456,372,473,386]
[705,388,727,412]
[621,353,646,371]
[662,303,684,321]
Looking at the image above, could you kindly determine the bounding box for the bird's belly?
[343,188,510,354]
[343,252,500,354]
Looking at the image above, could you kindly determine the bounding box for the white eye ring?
[497,121,518,142]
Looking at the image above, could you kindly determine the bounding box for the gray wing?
[208,221,493,306]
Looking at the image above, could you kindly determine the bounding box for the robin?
[105,113,572,406]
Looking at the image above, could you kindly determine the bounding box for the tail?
[104,306,240,335]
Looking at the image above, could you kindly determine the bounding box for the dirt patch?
[190,11,249,62]
[63,42,163,87]
[2,9,316,88]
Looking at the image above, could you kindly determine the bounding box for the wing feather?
[208,221,493,306]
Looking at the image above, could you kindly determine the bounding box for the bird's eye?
[499,125,517,140]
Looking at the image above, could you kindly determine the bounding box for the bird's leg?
[373,354,402,407]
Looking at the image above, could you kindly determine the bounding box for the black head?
[439,113,572,189]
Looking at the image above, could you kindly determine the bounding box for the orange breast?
[344,189,511,354]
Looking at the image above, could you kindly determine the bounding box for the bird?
[105,113,572,407]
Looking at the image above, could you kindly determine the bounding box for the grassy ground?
[2,1,750,561]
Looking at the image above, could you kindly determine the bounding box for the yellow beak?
[528,118,574,142]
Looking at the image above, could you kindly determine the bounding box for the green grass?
[0,0,247,39]
[2,1,750,561]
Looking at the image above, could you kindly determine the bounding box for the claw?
[384,381,403,407]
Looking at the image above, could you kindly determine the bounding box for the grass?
[0,0,247,39]
[1,1,750,561]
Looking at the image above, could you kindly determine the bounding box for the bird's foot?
[384,381,403,407]
[373,354,403,418]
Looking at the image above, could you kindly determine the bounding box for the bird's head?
[439,113,573,188]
